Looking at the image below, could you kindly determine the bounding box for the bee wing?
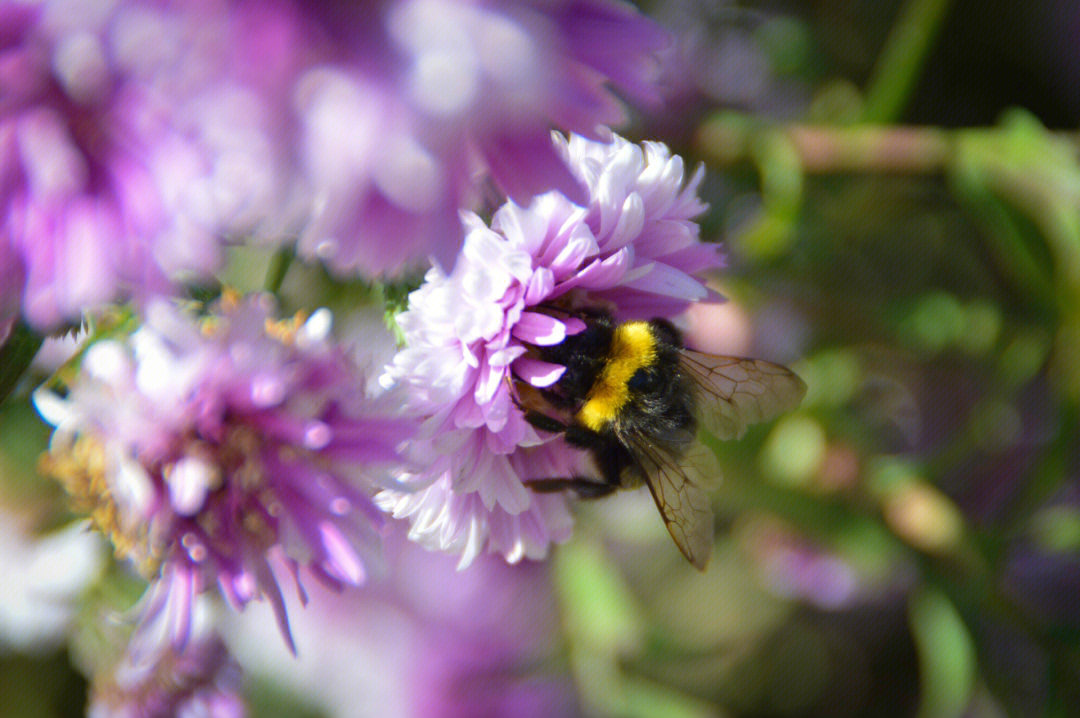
[628,435,717,570]
[680,350,807,440]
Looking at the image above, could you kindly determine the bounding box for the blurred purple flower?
[229,527,578,718]
[1,0,669,323]
[378,131,722,567]
[1,1,284,330]
[745,519,859,610]
[34,294,414,652]
[90,610,246,718]
[225,0,670,276]
[1000,482,1080,632]
[1003,541,1080,630]
[642,2,814,144]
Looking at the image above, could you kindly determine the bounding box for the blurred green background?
[6,0,1080,716]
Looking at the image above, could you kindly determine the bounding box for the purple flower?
[743,518,860,610]
[34,294,414,652]
[1,1,285,330]
[221,0,669,276]
[378,131,722,566]
[90,609,246,718]
[2,1,669,323]
[229,527,578,718]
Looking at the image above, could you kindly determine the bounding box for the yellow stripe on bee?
[576,321,657,432]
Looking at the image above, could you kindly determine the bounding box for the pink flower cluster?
[35,295,413,652]
[1,0,668,329]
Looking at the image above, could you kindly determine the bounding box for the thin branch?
[696,116,953,174]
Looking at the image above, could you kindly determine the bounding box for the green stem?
[697,115,953,174]
[920,552,1080,715]
[947,168,1057,314]
[1002,401,1080,542]
[0,321,44,406]
[264,246,296,295]
[860,0,954,123]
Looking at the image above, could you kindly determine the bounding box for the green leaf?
[247,677,327,718]
[554,536,646,716]
[735,130,804,262]
[0,321,44,406]
[619,677,719,718]
[953,110,1080,309]
[909,586,976,718]
[0,651,87,718]
[553,536,644,655]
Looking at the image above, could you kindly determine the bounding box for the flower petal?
[513,358,566,388]
[512,311,567,345]
[319,521,365,586]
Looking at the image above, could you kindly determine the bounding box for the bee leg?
[525,477,618,499]
[521,410,568,435]
[538,387,576,411]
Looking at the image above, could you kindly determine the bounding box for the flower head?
[35,294,414,651]
[1,0,284,330]
[89,603,246,718]
[227,0,670,276]
[229,527,576,718]
[1,1,670,321]
[379,131,722,566]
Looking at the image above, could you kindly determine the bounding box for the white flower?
[0,517,104,652]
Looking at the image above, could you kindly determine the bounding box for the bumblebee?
[516,311,806,570]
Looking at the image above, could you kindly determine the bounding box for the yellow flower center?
[39,435,162,577]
